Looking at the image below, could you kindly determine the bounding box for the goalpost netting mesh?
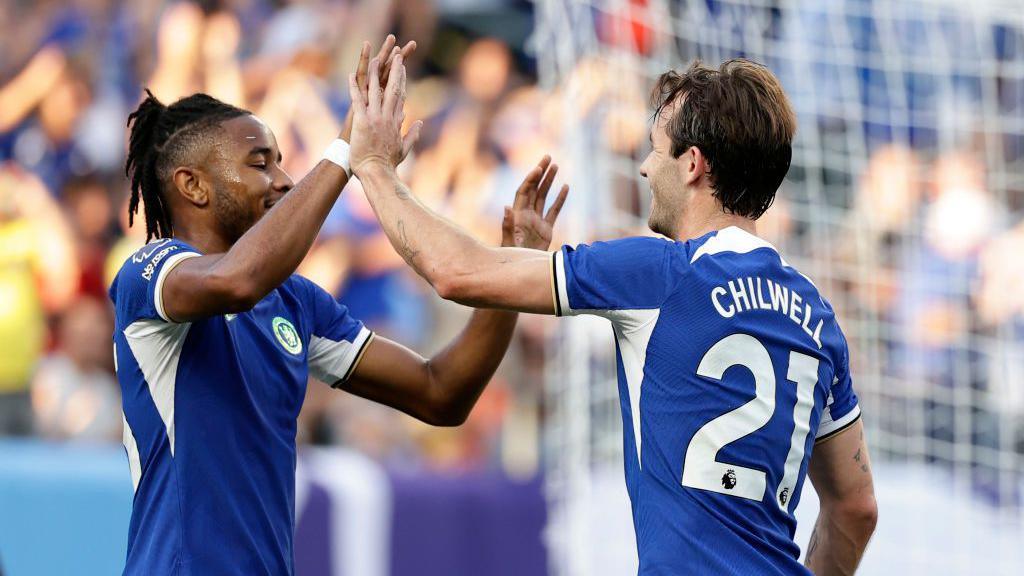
[534,1,1024,574]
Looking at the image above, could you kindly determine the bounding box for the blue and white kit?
[552,227,860,575]
[110,238,372,576]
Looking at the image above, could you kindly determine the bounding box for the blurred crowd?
[670,0,1024,501]
[3,0,1023,489]
[0,0,559,475]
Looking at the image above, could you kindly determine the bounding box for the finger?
[513,166,542,210]
[399,40,417,60]
[367,57,382,115]
[356,41,371,90]
[513,155,550,210]
[381,46,400,85]
[375,33,397,84]
[527,164,556,212]
[375,34,396,64]
[401,120,423,160]
[393,59,407,117]
[535,162,558,213]
[383,55,403,118]
[536,154,552,174]
[544,184,569,224]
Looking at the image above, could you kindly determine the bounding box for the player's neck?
[674,211,756,242]
[170,223,233,255]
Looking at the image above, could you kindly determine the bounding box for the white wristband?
[322,139,352,176]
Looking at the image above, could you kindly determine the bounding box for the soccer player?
[110,38,567,575]
[348,58,878,574]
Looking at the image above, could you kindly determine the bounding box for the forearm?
[425,308,518,423]
[356,161,494,288]
[216,161,349,297]
[804,506,875,575]
[342,307,518,426]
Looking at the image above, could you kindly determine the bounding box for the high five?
[349,56,877,576]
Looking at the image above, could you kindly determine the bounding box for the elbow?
[420,249,485,304]
[418,363,474,427]
[419,398,470,427]
[427,406,470,428]
[856,499,879,537]
[430,269,476,304]
[834,496,879,541]
[431,275,464,303]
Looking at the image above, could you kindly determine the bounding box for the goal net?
[535,1,1024,574]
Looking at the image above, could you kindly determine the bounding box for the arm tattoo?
[394,181,412,201]
[396,219,420,262]
[853,447,869,473]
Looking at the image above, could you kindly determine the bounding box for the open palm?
[501,155,569,250]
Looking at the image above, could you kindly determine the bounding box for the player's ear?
[172,166,211,208]
[680,145,704,186]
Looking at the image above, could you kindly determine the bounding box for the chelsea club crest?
[272,317,302,355]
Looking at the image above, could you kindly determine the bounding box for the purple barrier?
[293,449,547,576]
[388,470,548,576]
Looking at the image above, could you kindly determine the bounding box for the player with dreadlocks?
[110,36,569,576]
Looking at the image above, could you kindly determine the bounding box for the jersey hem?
[332,328,375,387]
[815,408,862,444]
[553,249,572,316]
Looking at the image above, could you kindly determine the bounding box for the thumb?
[401,120,423,160]
[501,206,514,247]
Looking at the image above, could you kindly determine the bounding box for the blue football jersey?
[552,227,860,575]
[109,238,372,576]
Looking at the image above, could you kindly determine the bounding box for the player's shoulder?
[108,238,200,316]
[686,227,821,288]
[564,235,688,269]
[279,273,324,300]
[115,238,199,280]
[279,274,345,316]
[568,235,676,253]
[686,226,785,266]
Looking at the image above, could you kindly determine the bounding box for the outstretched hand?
[501,155,569,250]
[347,47,422,175]
[341,35,417,143]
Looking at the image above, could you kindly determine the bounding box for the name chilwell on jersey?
[709,276,825,348]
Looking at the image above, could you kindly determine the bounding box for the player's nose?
[272,170,294,194]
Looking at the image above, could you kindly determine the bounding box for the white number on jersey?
[680,333,818,511]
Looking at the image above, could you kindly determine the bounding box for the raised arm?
[347,56,565,314]
[340,170,568,426]
[161,39,413,322]
[804,420,878,575]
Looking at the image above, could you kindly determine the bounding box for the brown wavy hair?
[652,59,796,219]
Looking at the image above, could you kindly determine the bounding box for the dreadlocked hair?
[125,90,250,242]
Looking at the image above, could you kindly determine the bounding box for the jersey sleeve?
[109,239,202,324]
[816,328,861,442]
[297,277,374,387]
[552,237,676,320]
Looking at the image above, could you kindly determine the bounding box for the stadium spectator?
[31,296,120,441]
[0,163,78,435]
